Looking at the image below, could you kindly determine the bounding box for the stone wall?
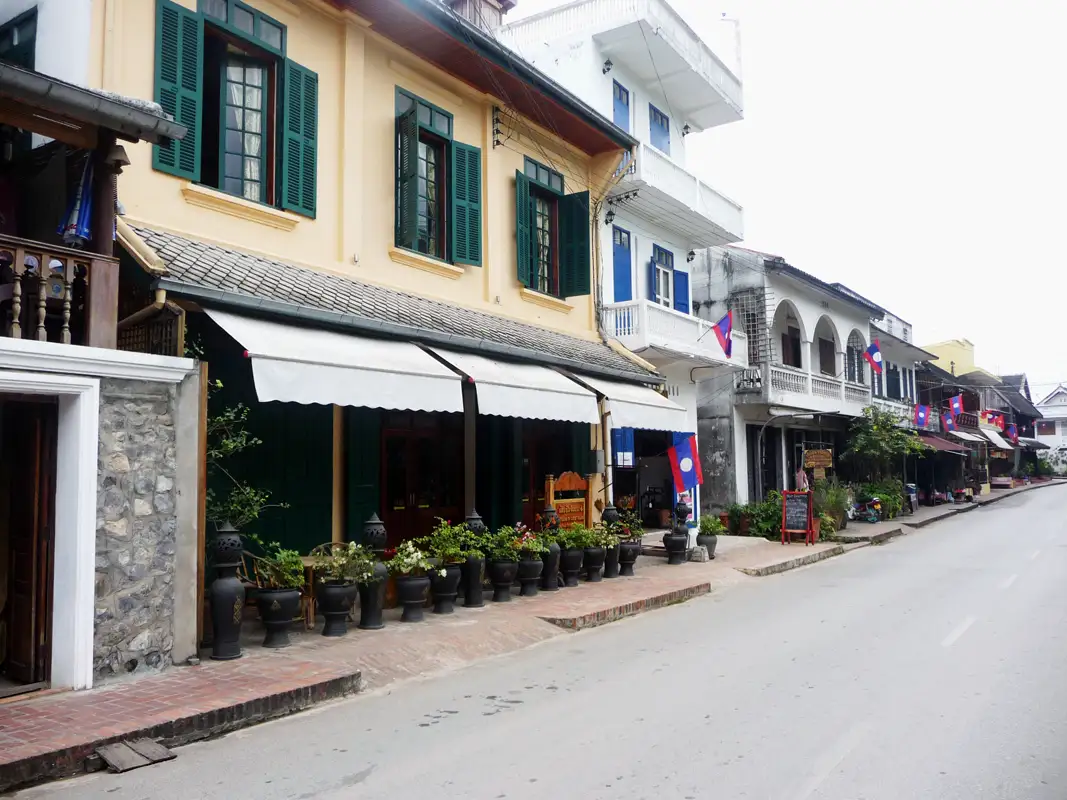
[94,378,179,681]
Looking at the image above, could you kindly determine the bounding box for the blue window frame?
[649,103,670,154]
[612,81,629,132]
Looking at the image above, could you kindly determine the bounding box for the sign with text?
[781,490,814,545]
[803,449,833,469]
[555,498,587,527]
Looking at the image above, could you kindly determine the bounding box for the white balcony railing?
[601,300,746,367]
[769,364,809,395]
[740,363,870,416]
[871,396,941,431]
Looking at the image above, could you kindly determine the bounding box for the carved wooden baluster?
[11,248,24,339]
[61,258,74,345]
[36,253,48,341]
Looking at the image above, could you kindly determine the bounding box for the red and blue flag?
[863,340,883,374]
[1007,423,1018,443]
[668,434,703,493]
[942,412,957,432]
[949,394,964,416]
[713,311,733,358]
[913,404,930,427]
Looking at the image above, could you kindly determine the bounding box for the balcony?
[611,143,743,246]
[602,299,747,368]
[502,0,743,131]
[735,363,870,417]
[872,396,942,431]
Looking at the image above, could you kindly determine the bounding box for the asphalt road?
[22,487,1067,800]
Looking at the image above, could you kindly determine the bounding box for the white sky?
[507,0,1067,399]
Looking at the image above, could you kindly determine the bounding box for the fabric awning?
[570,374,687,432]
[426,347,600,423]
[980,428,1015,450]
[948,430,984,443]
[919,433,968,454]
[1018,436,1050,450]
[205,308,463,412]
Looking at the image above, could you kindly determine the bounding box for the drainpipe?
[117,287,166,331]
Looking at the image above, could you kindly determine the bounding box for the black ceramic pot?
[618,541,640,576]
[256,588,301,648]
[430,564,463,614]
[540,541,561,591]
[317,582,356,637]
[583,546,606,582]
[696,533,718,559]
[357,562,389,630]
[395,574,430,622]
[487,559,518,602]
[559,547,584,587]
[517,556,544,597]
[460,554,486,608]
[603,543,620,578]
[662,531,689,565]
[209,526,245,660]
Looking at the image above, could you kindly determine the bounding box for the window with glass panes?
[222,59,266,202]
[395,89,453,261]
[653,245,673,307]
[416,138,444,256]
[523,158,564,294]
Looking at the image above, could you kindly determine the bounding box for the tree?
[842,405,930,481]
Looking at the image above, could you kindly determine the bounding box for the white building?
[500,0,744,522]
[1034,384,1067,470]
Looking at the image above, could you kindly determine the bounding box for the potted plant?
[386,541,436,622]
[585,524,615,582]
[696,514,724,558]
[556,524,592,586]
[617,510,643,576]
[538,507,562,591]
[310,541,361,637]
[418,518,467,614]
[600,505,622,579]
[661,500,691,565]
[726,503,748,535]
[459,512,488,608]
[514,524,546,596]
[351,544,388,630]
[485,526,521,602]
[817,511,837,541]
[244,540,304,649]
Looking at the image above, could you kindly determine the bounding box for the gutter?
[156,279,664,387]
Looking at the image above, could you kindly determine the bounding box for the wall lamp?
[687,250,696,262]
[602,59,613,74]
[605,208,616,225]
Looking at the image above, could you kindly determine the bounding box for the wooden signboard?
[555,498,587,527]
[781,490,814,545]
[813,467,826,481]
[545,471,594,527]
[804,449,833,469]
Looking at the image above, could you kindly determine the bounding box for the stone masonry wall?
[94,378,179,681]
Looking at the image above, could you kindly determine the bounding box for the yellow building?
[921,339,999,383]
[54,0,691,550]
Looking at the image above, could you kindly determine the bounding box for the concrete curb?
[539,582,712,631]
[836,526,905,544]
[736,544,849,577]
[0,672,364,793]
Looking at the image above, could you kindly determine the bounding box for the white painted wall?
[0,0,92,86]
[765,272,871,370]
[600,208,693,309]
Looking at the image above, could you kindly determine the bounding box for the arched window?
[846,331,866,384]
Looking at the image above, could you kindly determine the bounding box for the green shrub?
[698,514,725,536]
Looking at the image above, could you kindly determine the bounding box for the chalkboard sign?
[781,491,813,544]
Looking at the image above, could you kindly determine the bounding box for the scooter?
[853,497,881,524]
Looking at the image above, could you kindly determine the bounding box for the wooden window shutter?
[558,190,591,297]
[647,258,657,303]
[451,142,482,266]
[281,60,318,218]
[673,269,689,314]
[396,109,419,250]
[152,0,202,181]
[515,170,532,287]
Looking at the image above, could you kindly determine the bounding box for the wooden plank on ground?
[126,738,176,763]
[96,743,151,773]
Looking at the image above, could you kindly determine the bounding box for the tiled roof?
[130,226,654,381]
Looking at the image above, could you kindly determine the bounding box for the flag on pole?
[949,394,964,416]
[1007,423,1019,444]
[863,340,883,374]
[712,311,733,359]
[667,434,704,493]
[942,413,957,432]
[913,404,930,428]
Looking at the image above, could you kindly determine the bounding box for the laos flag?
[949,394,964,416]
[864,340,883,374]
[668,434,703,493]
[942,412,957,432]
[1007,423,1018,443]
[713,311,733,359]
[914,404,930,427]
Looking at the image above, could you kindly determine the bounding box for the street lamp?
[756,410,834,500]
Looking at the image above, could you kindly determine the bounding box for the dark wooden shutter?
[397,109,420,250]
[558,190,590,297]
[819,338,835,375]
[673,269,690,314]
[647,258,658,303]
[515,170,532,287]
[281,60,318,218]
[451,142,482,266]
[152,0,202,180]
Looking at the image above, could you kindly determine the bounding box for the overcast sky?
[507,0,1067,399]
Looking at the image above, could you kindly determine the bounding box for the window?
[649,245,673,308]
[0,8,36,69]
[650,103,670,154]
[818,338,835,376]
[152,0,318,218]
[846,331,866,384]
[1036,420,1055,436]
[395,88,482,265]
[515,157,590,299]
[612,81,629,132]
[782,327,802,368]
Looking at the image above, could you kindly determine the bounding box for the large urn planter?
[559,547,584,587]
[488,559,518,602]
[317,582,356,637]
[583,546,606,582]
[517,556,543,597]
[209,524,245,660]
[256,588,301,648]
[357,562,389,630]
[618,541,640,576]
[603,543,620,579]
[662,531,689,565]
[430,564,463,614]
[395,574,430,622]
[696,533,718,560]
[540,541,561,591]
[460,555,485,608]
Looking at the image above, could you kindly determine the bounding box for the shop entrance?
[0,397,57,697]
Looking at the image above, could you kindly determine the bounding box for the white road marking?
[941,616,977,648]
[789,721,872,800]
[1029,549,1041,560]
[1000,574,1018,590]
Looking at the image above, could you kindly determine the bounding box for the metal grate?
[728,287,773,368]
[117,303,185,357]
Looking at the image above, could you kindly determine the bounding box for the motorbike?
[853,496,881,524]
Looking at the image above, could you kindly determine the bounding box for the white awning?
[980,428,1015,450]
[570,374,687,432]
[948,430,984,443]
[427,348,600,424]
[205,308,463,413]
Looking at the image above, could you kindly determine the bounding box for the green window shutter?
[515,170,533,287]
[451,142,482,266]
[396,108,419,250]
[152,0,202,180]
[558,190,591,297]
[280,59,318,218]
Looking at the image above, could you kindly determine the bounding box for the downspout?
[117,287,166,331]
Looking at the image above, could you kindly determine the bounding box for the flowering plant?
[310,541,380,584]
[484,525,521,561]
[514,522,547,555]
[385,540,441,577]
[617,510,644,542]
[417,518,469,565]
[592,523,619,549]
[556,523,595,550]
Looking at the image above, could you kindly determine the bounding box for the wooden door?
[4,401,56,685]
